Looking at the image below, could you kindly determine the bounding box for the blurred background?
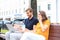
[0,0,60,23]
[0,0,60,34]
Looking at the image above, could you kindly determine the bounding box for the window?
[38,6,41,11]
[48,4,51,10]
[15,9,17,13]
[48,16,51,20]
[5,18,11,21]
[0,18,3,20]
[6,11,8,15]
[37,6,41,12]
[19,9,21,13]
[24,8,25,12]
[24,0,25,4]
[24,1,25,4]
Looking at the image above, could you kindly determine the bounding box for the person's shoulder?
[33,17,39,25]
[44,19,51,27]
[45,19,50,22]
[23,19,28,23]
[33,17,37,19]
[33,17,38,22]
[24,18,28,22]
[33,17,38,20]
[24,18,28,20]
[44,19,50,25]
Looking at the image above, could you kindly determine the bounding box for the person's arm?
[33,18,39,32]
[33,25,37,32]
[24,28,30,32]
[39,20,50,32]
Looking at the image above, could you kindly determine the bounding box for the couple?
[5,8,50,40]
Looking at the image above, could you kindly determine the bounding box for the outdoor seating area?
[0,23,60,40]
[0,0,60,40]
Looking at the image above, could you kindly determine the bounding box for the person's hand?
[19,28,24,33]
[13,24,20,29]
[13,24,23,31]
[38,12,42,21]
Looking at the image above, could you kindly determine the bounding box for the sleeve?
[44,20,50,27]
[34,18,39,25]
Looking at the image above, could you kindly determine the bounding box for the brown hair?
[26,8,33,13]
[39,11,48,22]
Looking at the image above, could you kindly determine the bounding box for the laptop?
[6,24,17,32]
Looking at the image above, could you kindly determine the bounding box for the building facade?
[37,0,57,23]
[0,0,31,21]
[0,0,60,23]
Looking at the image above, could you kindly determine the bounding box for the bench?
[0,33,5,40]
[49,23,60,40]
[0,23,60,40]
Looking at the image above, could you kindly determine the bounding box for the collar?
[28,17,34,21]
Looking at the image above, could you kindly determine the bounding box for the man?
[6,8,39,40]
[24,8,39,31]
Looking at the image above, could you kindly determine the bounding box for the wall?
[37,0,57,23]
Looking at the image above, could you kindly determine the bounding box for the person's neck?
[29,15,33,20]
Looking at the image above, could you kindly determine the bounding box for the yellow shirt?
[35,20,50,40]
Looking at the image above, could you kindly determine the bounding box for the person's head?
[25,8,33,18]
[38,11,48,22]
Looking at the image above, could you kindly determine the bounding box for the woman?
[34,11,50,40]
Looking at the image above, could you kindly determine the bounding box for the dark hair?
[26,8,33,13]
[39,11,48,22]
